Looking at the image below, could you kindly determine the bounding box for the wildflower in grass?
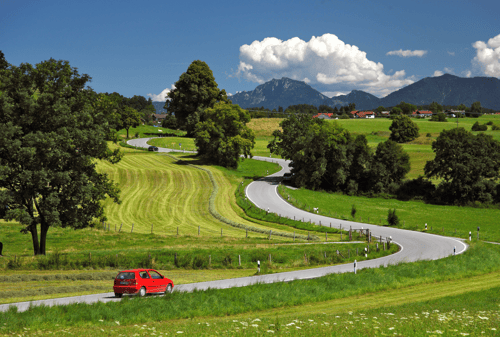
[176,332,184,334]
[251,324,259,328]
[99,320,104,322]
[459,333,470,336]
[286,323,294,326]
[389,327,394,330]
[252,319,261,322]
[115,321,120,325]
[478,316,489,320]
[296,326,301,329]
[267,330,275,333]
[491,328,497,331]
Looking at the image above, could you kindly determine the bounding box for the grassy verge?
[35,274,500,336]
[279,184,500,242]
[1,242,499,333]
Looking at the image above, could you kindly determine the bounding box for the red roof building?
[412,110,433,117]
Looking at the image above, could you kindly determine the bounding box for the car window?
[140,271,150,279]
[116,272,135,280]
[149,271,162,279]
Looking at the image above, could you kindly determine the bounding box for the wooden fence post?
[198,226,200,236]
[119,223,122,232]
[239,255,241,266]
[131,223,134,233]
[151,224,153,234]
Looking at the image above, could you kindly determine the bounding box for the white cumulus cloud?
[448,51,455,56]
[386,49,428,57]
[234,34,415,97]
[473,34,500,77]
[147,84,175,102]
[433,70,444,77]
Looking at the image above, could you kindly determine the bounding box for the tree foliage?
[397,101,417,115]
[194,103,255,168]
[0,55,121,255]
[430,112,447,122]
[424,127,500,205]
[269,115,410,194]
[389,115,420,143]
[166,60,229,136]
[371,140,411,192]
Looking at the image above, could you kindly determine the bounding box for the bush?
[351,204,357,218]
[430,112,447,122]
[396,176,436,201]
[492,124,500,131]
[487,121,494,125]
[389,115,420,143]
[471,121,487,131]
[426,133,432,137]
[387,209,399,226]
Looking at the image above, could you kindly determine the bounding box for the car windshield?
[116,272,135,280]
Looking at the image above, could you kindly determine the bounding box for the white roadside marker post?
[257,260,261,273]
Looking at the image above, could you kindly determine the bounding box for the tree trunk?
[40,222,49,255]
[29,223,41,255]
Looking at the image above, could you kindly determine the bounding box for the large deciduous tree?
[389,115,420,143]
[194,102,255,168]
[166,60,229,136]
[424,127,500,205]
[0,55,121,255]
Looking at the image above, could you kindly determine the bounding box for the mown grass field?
[2,243,499,335]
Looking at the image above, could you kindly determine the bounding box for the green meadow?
[2,116,500,335]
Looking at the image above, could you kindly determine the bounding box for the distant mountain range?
[229,75,500,111]
[152,101,168,114]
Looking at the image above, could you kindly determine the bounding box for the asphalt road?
[0,138,468,313]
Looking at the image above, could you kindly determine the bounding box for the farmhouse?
[152,113,167,123]
[412,110,433,118]
[312,112,337,119]
[349,110,375,118]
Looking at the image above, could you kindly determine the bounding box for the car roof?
[117,269,156,273]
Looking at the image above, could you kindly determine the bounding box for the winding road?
[0,138,467,312]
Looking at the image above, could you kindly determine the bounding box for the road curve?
[0,139,467,313]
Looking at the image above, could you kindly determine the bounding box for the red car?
[113,269,174,298]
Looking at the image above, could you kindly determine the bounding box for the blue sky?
[1,0,499,101]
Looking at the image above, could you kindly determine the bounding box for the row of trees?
[268,115,410,196]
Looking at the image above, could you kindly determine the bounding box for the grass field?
[279,184,500,242]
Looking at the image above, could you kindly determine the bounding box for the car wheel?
[115,293,122,298]
[139,287,146,297]
[166,284,172,293]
